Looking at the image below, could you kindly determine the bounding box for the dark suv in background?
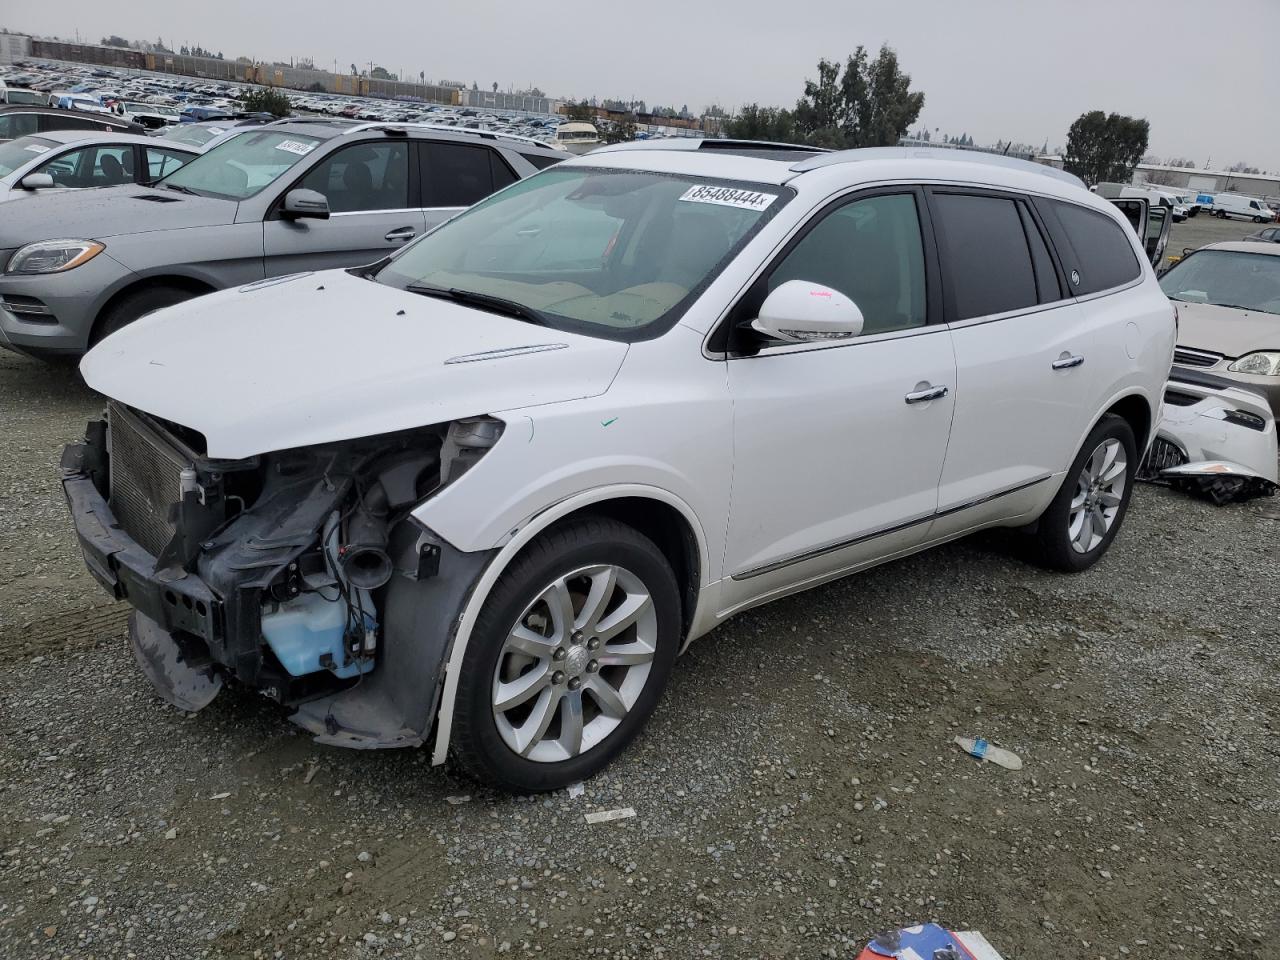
[0,104,144,142]
[0,120,565,359]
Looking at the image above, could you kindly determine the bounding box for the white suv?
[63,142,1175,791]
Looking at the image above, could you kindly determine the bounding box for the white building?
[0,34,32,64]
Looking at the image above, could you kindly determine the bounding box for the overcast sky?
[8,0,1278,169]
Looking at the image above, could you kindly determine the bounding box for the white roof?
[565,143,1103,207]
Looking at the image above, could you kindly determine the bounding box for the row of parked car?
[3,59,579,148]
[0,114,565,356]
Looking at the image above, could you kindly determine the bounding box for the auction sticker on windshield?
[679,184,776,211]
[24,145,50,154]
[275,140,316,156]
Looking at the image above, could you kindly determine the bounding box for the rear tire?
[451,517,681,792]
[92,285,198,346]
[1032,415,1137,573]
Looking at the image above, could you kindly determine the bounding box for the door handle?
[384,226,417,242]
[904,384,949,404]
[1051,354,1085,370]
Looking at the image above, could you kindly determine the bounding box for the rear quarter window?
[519,152,562,170]
[1036,198,1142,296]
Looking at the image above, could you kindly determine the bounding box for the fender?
[1075,384,1158,456]
[429,483,711,765]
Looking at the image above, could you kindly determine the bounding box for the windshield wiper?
[406,284,551,327]
[161,183,200,196]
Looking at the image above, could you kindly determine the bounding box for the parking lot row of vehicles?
[2,60,590,150]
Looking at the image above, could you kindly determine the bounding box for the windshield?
[159,130,320,200]
[162,124,223,146]
[1160,250,1280,315]
[125,102,178,116]
[0,136,56,177]
[377,168,787,341]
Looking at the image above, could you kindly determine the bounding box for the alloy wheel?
[491,564,657,763]
[1067,438,1128,554]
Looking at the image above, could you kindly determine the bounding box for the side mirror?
[19,173,55,191]
[281,188,330,221]
[751,280,864,344]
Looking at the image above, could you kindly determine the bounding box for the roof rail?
[341,120,556,150]
[699,139,831,153]
[591,138,832,157]
[789,146,1087,189]
[268,115,355,126]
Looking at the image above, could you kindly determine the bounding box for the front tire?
[92,285,197,346]
[1033,415,1137,572]
[451,518,680,792]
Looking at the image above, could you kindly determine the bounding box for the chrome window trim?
[729,321,947,360]
[327,208,422,218]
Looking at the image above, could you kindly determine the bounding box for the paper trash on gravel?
[953,736,1023,770]
[567,782,585,799]
[857,923,1007,959]
[445,795,472,806]
[585,807,635,824]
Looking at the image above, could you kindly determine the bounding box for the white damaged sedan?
[63,142,1173,790]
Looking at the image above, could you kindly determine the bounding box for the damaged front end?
[61,401,500,748]
[1138,369,1279,505]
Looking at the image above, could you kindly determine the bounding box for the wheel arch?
[430,484,709,765]
[90,274,217,345]
[1101,391,1153,453]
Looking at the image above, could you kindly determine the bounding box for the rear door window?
[1035,198,1142,296]
[419,141,498,207]
[0,113,40,139]
[930,192,1038,320]
[490,152,518,191]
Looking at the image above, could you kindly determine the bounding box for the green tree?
[243,88,292,118]
[565,100,595,122]
[724,104,797,142]
[602,114,637,144]
[102,34,129,47]
[1063,111,1150,186]
[370,66,394,80]
[793,45,924,149]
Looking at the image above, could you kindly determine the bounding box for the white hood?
[80,270,628,459]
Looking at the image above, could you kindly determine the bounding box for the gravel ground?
[2,346,1279,960]
[1163,209,1262,264]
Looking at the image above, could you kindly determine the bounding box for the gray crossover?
[0,119,564,359]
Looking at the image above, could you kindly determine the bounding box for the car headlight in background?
[5,240,105,275]
[1227,352,1280,377]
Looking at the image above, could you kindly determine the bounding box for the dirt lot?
[1,342,1279,960]
[1163,209,1265,264]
